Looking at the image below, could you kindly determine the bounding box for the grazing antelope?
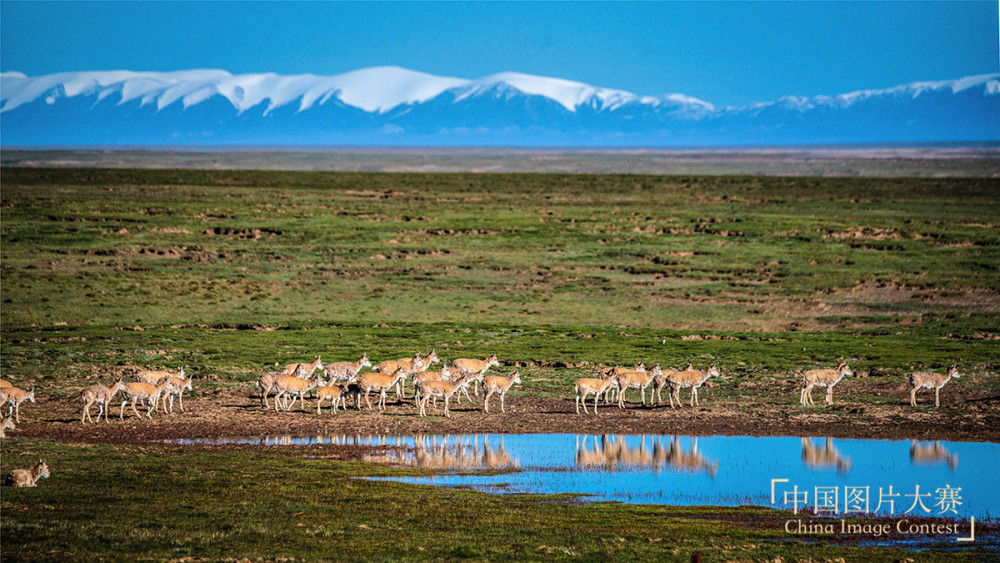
[2,387,35,423]
[119,380,172,420]
[415,374,473,418]
[357,367,408,411]
[315,384,345,414]
[799,361,852,406]
[323,353,372,383]
[483,370,521,413]
[575,377,615,415]
[81,378,125,423]
[615,364,662,408]
[7,459,50,487]
[136,366,185,385]
[281,356,324,378]
[273,375,319,412]
[666,364,720,407]
[160,374,193,413]
[801,437,852,474]
[452,353,500,396]
[909,366,960,408]
[0,416,15,439]
[255,371,283,409]
[909,440,959,471]
[653,364,692,405]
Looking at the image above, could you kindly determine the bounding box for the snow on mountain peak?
[0,66,716,116]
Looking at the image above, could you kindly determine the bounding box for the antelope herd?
[0,354,969,446]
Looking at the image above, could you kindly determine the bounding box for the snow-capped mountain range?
[1,67,997,146]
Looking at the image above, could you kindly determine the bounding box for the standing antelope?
[323,353,372,383]
[0,416,15,439]
[2,387,35,423]
[81,378,125,423]
[412,363,460,405]
[575,377,615,415]
[667,364,720,407]
[483,370,521,413]
[615,364,662,408]
[375,352,434,399]
[909,366,960,408]
[653,364,692,405]
[160,374,193,413]
[119,380,172,420]
[281,356,324,378]
[7,459,50,487]
[415,374,473,418]
[273,375,319,412]
[256,371,282,409]
[799,361,852,406]
[136,366,185,385]
[452,353,500,397]
[357,367,408,411]
[315,384,345,414]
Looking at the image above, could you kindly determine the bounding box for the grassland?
[2,167,999,560]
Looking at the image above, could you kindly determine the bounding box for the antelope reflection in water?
[365,434,519,471]
[575,435,718,477]
[801,437,852,474]
[909,440,959,471]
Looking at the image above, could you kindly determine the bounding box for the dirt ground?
[10,374,999,446]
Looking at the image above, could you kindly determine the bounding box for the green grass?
[2,168,998,331]
[2,168,999,560]
[2,438,993,561]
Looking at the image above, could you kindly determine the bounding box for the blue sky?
[1,1,996,107]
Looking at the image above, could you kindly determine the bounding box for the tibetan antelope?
[666,364,720,407]
[81,378,125,423]
[160,374,193,413]
[452,353,500,396]
[255,371,283,409]
[273,375,319,412]
[323,353,372,383]
[799,361,852,406]
[357,367,408,411]
[415,374,473,418]
[0,378,12,388]
[315,384,345,414]
[136,366,185,385]
[281,355,324,378]
[0,416,15,439]
[7,459,50,487]
[2,387,35,423]
[615,364,662,408]
[653,364,692,405]
[412,362,465,405]
[909,366,960,408]
[575,376,615,415]
[483,370,521,413]
[119,380,172,420]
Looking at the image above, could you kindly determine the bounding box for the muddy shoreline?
[12,385,998,446]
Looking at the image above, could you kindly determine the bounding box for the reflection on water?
[575,435,718,477]
[364,434,520,471]
[170,433,997,519]
[801,437,852,474]
[909,439,959,471]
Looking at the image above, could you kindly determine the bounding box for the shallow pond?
[175,433,997,520]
